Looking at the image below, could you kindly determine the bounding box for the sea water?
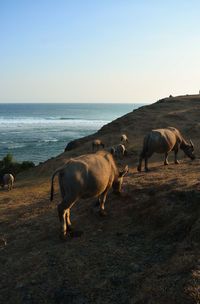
[0,103,145,164]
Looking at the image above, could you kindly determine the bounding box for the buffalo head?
[184,140,195,160]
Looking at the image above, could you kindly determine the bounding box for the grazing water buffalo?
[117,144,126,159]
[2,173,14,190]
[137,127,195,172]
[120,134,128,144]
[50,151,128,239]
[92,139,105,151]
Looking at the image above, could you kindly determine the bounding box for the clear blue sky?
[1,0,200,103]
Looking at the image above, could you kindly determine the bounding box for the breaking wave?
[0,117,109,129]
[0,103,141,163]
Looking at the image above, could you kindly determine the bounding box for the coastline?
[0,103,143,164]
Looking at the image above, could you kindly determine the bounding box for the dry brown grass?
[1,95,200,303]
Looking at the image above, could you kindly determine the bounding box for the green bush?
[2,152,13,167]
[0,153,35,176]
[21,161,35,171]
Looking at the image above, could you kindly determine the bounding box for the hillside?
[1,95,200,303]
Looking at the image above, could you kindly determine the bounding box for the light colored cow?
[50,151,128,239]
[117,144,126,159]
[3,174,14,190]
[120,134,128,144]
[137,127,195,172]
[92,139,105,151]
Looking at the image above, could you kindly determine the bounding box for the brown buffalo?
[116,144,126,159]
[120,134,128,144]
[92,139,105,151]
[2,173,14,190]
[51,151,128,238]
[137,127,195,172]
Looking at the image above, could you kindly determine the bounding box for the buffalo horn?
[190,139,194,148]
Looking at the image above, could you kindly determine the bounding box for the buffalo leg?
[65,209,72,230]
[58,202,68,237]
[145,151,153,171]
[137,154,143,171]
[100,193,107,211]
[164,153,169,165]
[174,149,179,164]
[94,196,101,207]
[145,156,149,171]
[100,186,111,213]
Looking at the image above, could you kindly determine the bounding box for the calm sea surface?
[0,103,145,164]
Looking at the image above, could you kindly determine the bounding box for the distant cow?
[92,139,105,151]
[137,127,195,172]
[117,144,126,159]
[50,151,128,239]
[2,174,14,190]
[120,134,128,144]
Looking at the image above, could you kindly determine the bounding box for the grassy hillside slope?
[1,95,200,303]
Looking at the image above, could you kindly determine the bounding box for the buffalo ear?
[190,139,194,149]
[119,165,129,177]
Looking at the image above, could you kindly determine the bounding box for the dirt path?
[1,158,200,303]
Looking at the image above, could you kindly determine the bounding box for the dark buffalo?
[137,127,195,172]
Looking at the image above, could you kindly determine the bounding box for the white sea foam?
[0,103,140,164]
[8,144,27,149]
[43,139,58,143]
[0,118,109,129]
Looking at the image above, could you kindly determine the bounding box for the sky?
[1,0,200,103]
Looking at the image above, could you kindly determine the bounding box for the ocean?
[0,103,145,164]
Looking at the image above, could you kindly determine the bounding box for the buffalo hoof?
[68,225,73,232]
[164,162,169,166]
[137,166,141,172]
[145,168,150,172]
[175,160,179,164]
[99,209,107,217]
[59,233,69,241]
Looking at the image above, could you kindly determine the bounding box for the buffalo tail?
[50,170,59,201]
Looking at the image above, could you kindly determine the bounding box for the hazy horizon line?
[0,100,152,104]
[0,102,151,105]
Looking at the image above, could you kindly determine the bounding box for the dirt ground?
[1,95,200,304]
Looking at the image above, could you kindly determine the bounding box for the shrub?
[2,152,13,167]
[20,161,35,171]
[0,153,35,176]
